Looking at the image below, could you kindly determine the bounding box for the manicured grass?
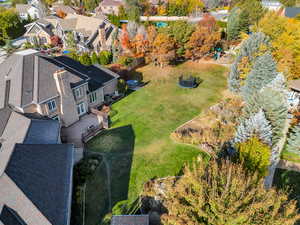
[85,62,228,224]
[273,169,300,209]
[281,149,300,163]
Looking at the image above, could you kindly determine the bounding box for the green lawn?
[281,149,300,163]
[85,62,228,224]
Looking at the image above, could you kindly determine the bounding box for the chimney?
[53,69,79,127]
[98,23,108,51]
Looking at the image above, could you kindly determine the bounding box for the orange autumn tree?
[56,9,67,18]
[257,11,300,79]
[121,24,131,53]
[152,33,176,67]
[185,24,221,61]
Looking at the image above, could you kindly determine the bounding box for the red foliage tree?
[121,24,131,52]
[50,35,62,47]
[198,13,216,32]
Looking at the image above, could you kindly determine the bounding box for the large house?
[24,14,118,52]
[96,0,124,15]
[283,7,300,18]
[261,0,283,11]
[16,0,46,20]
[0,49,119,128]
[0,106,74,225]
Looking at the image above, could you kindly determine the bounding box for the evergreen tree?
[228,32,270,93]
[234,110,272,146]
[236,137,271,176]
[228,57,241,92]
[79,53,92,66]
[242,53,278,100]
[243,88,288,146]
[286,125,300,155]
[99,50,112,65]
[227,7,241,40]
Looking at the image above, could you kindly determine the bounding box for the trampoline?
[178,75,198,88]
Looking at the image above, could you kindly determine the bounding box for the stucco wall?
[103,79,118,95]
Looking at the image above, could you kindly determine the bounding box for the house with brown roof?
[24,14,118,52]
[51,3,77,15]
[0,49,119,130]
[96,0,124,15]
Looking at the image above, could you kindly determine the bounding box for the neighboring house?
[24,14,118,52]
[288,79,300,109]
[16,3,40,20]
[24,16,56,45]
[283,7,300,18]
[51,3,77,15]
[0,107,74,225]
[111,215,149,225]
[0,49,119,128]
[16,0,46,20]
[96,0,124,15]
[261,0,282,11]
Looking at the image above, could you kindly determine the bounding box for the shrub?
[118,56,134,66]
[117,79,128,94]
[79,53,92,66]
[99,50,112,65]
[236,137,271,176]
[91,52,99,65]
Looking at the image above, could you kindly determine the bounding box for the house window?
[51,115,60,121]
[47,99,57,112]
[40,37,47,45]
[77,102,86,116]
[74,87,83,99]
[89,92,97,103]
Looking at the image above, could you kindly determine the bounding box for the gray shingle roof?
[0,205,27,225]
[16,4,31,14]
[0,50,118,108]
[285,7,300,18]
[24,119,60,144]
[5,143,74,225]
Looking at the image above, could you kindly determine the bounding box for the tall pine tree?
[242,53,278,100]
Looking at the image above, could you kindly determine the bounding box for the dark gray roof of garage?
[285,7,300,18]
[46,55,118,91]
[0,205,27,225]
[24,119,60,144]
[5,143,74,225]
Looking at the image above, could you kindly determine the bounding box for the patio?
[61,113,104,148]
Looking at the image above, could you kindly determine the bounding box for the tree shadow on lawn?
[85,125,136,225]
[273,168,300,225]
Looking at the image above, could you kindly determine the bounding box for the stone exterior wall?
[38,96,61,118]
[54,70,79,127]
[88,88,104,109]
